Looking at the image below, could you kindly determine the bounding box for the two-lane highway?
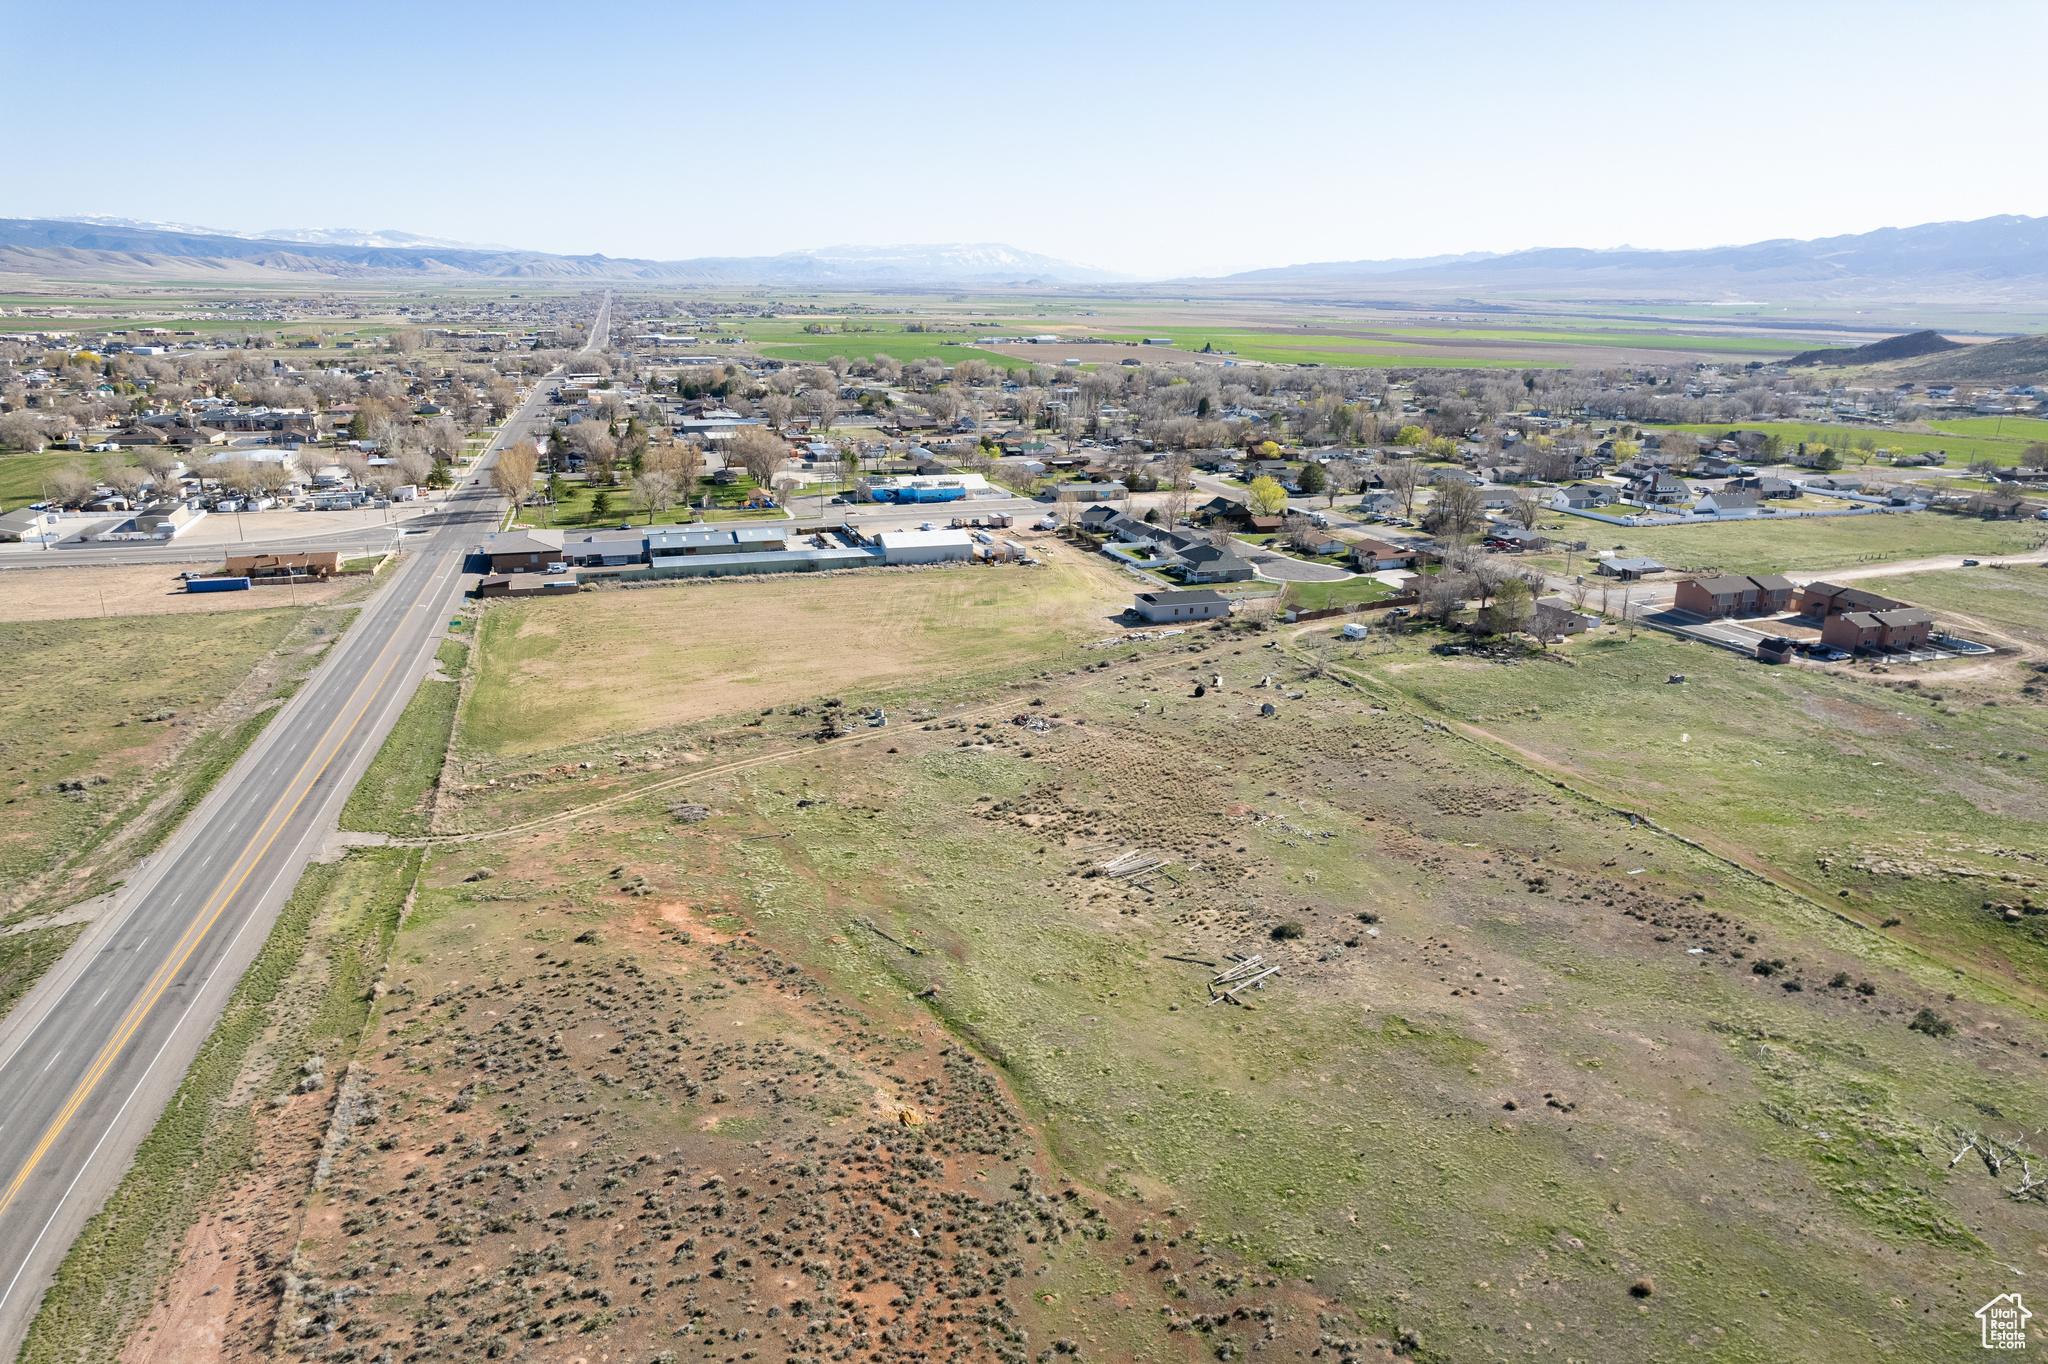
[0,353,578,1357]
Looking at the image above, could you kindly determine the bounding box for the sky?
[6,0,2045,279]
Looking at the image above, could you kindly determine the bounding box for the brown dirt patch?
[0,565,355,622]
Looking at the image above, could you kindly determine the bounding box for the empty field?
[0,565,357,621]
[460,556,1131,755]
[0,609,322,918]
[407,606,2048,1361]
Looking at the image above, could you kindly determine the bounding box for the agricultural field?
[0,607,335,922]
[1528,511,2047,579]
[1659,421,2045,471]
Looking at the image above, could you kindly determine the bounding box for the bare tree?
[134,445,180,490]
[762,392,794,430]
[1056,488,1080,530]
[729,426,788,488]
[45,462,95,507]
[1381,459,1422,517]
[1423,479,1485,543]
[102,462,148,503]
[0,412,53,453]
[633,470,677,518]
[1509,490,1542,529]
[493,440,539,502]
[806,389,841,434]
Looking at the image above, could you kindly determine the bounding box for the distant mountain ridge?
[54,216,517,251]
[1214,215,2048,301]
[0,219,1127,285]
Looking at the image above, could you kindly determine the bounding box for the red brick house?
[1673,573,1795,619]
[1793,581,1904,618]
[1820,607,1934,653]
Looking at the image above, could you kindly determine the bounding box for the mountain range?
[0,220,1127,286]
[1213,215,2048,301]
[9,214,2048,302]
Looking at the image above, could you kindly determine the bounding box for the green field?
[0,448,144,513]
[1533,510,2046,578]
[1660,421,2045,471]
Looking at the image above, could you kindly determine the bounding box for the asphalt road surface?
[0,346,578,1355]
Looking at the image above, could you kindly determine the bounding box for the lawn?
[1280,576,1396,611]
[1534,510,2046,577]
[0,447,142,512]
[0,610,316,917]
[459,553,1130,755]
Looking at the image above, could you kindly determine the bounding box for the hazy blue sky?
[7,0,2042,277]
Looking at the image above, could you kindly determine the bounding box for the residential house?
[484,528,565,573]
[1175,544,1255,583]
[1299,533,1347,557]
[1793,581,1906,619]
[1692,490,1763,515]
[1535,596,1599,634]
[1624,469,1688,504]
[1727,475,1798,499]
[1673,574,1795,619]
[1132,589,1231,623]
[1349,538,1421,572]
[1821,607,1935,654]
[1054,481,1126,503]
[1546,484,1616,511]
[1596,556,1665,580]
[1482,525,1550,551]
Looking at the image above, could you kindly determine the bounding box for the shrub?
[1629,1278,1655,1299]
[1271,922,1305,941]
[1907,1008,1954,1038]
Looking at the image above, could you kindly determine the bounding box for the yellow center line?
[0,552,457,1228]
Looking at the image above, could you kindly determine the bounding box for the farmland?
[1660,420,2046,471]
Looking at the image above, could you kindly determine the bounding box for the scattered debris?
[670,802,712,823]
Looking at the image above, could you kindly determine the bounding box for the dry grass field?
[461,557,1134,755]
[0,565,357,622]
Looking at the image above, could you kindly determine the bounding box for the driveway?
[1234,541,1354,582]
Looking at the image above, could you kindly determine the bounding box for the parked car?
[1962,558,1980,566]
[828,496,847,505]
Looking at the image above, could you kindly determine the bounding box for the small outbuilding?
[1132,589,1232,623]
